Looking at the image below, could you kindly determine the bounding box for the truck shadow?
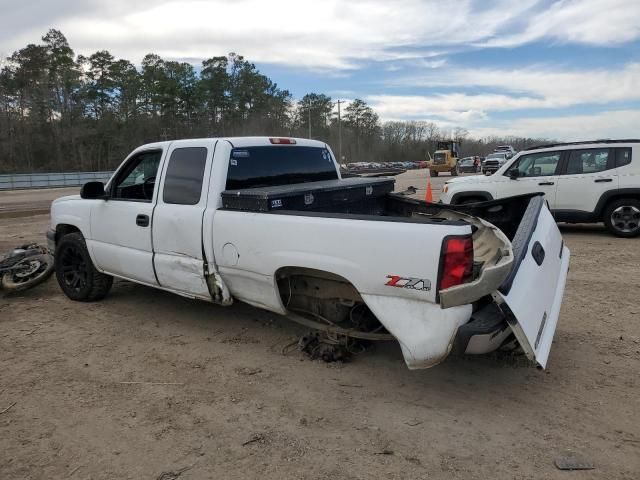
[104,279,540,391]
[557,223,610,236]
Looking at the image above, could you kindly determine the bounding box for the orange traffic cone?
[425,170,434,203]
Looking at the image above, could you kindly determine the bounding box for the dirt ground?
[1,176,639,479]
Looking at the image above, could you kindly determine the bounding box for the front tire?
[431,170,439,177]
[55,232,113,301]
[603,198,640,237]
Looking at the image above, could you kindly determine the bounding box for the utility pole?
[336,100,343,163]
[307,100,312,139]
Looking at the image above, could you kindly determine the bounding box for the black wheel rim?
[60,245,88,292]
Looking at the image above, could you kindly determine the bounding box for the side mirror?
[80,181,106,199]
[508,169,520,180]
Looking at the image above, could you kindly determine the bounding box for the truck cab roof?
[133,137,328,151]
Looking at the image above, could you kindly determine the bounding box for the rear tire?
[55,232,113,301]
[450,167,458,176]
[603,198,640,237]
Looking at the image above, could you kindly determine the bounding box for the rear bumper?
[452,302,510,355]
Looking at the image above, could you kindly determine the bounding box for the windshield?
[459,158,474,165]
[434,152,446,163]
[226,146,338,190]
[487,153,506,160]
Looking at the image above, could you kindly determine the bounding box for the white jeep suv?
[440,140,640,237]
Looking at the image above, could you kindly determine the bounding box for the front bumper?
[46,229,56,252]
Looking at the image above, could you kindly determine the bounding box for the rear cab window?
[163,147,208,205]
[226,146,337,190]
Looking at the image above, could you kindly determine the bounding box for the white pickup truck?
[48,137,570,369]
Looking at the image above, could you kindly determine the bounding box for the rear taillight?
[438,235,473,291]
[269,137,296,144]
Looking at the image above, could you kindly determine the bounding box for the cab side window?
[111,150,162,202]
[506,151,561,177]
[566,148,610,175]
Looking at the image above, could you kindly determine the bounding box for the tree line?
[0,30,552,173]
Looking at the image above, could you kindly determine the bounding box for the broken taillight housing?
[438,235,474,291]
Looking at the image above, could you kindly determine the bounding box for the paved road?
[0,187,79,218]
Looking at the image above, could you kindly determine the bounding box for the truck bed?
[221,177,533,242]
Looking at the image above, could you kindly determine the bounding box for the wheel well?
[275,267,361,303]
[55,224,82,243]
[275,266,363,317]
[450,191,493,205]
[456,196,484,205]
[274,267,389,336]
[598,194,640,219]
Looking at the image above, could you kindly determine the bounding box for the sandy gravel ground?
[1,174,639,479]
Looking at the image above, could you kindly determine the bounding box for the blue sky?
[2,0,639,139]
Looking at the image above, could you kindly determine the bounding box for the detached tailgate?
[496,195,570,368]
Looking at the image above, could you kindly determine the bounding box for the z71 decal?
[385,275,431,291]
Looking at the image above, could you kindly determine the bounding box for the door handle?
[538,181,554,186]
[136,214,150,227]
[594,178,612,183]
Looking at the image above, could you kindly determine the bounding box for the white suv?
[440,140,640,237]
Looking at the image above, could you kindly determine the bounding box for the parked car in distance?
[441,139,640,237]
[482,152,509,174]
[494,145,517,159]
[457,157,480,174]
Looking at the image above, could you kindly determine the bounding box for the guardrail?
[0,171,113,190]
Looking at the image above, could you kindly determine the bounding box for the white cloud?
[481,0,640,47]
[5,0,637,69]
[468,109,640,140]
[368,93,543,122]
[379,62,640,117]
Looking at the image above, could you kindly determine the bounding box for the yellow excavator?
[427,141,460,177]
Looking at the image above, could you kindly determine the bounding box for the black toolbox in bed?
[221,177,395,214]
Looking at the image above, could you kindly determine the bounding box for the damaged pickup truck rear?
[47,137,570,369]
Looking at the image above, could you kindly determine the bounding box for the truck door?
[152,140,215,298]
[498,150,562,208]
[89,149,164,285]
[554,148,618,213]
